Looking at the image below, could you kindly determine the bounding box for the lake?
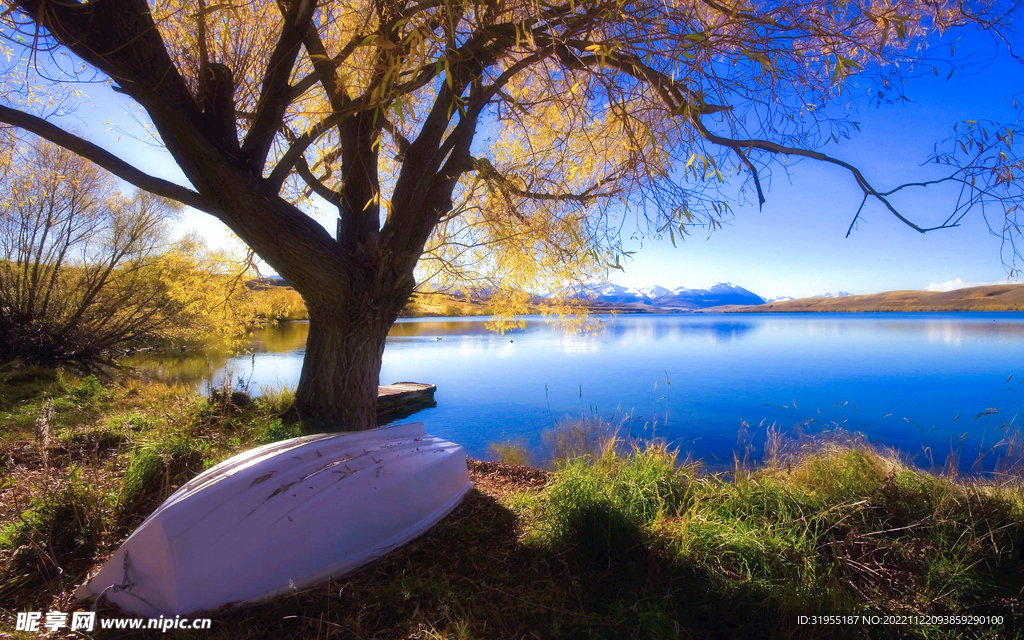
[133,313,1024,473]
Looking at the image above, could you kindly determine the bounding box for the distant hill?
[246,275,291,290]
[724,284,1024,312]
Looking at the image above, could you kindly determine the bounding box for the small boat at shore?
[75,422,471,616]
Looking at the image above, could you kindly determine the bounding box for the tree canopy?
[0,0,1021,428]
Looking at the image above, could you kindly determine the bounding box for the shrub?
[0,137,271,364]
[244,286,307,322]
[442,302,464,317]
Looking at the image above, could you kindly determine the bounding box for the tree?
[0,135,253,363]
[0,137,164,362]
[0,0,1020,429]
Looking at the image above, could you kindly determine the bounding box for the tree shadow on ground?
[0,366,61,410]
[185,488,920,640]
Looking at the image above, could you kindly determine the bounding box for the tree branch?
[267,110,353,191]
[557,44,949,235]
[688,116,942,234]
[0,105,213,214]
[295,156,342,205]
[380,117,412,157]
[242,0,318,174]
[470,157,620,204]
[732,146,766,209]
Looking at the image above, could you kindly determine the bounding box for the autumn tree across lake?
[0,136,290,364]
[0,137,184,363]
[0,0,1021,429]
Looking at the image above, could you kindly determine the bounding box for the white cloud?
[925,278,1007,292]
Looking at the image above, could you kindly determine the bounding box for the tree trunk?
[291,303,398,432]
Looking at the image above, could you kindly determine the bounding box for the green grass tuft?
[254,384,296,415]
[118,431,210,513]
[253,418,303,444]
[70,374,103,400]
[545,440,691,601]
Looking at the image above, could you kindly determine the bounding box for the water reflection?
[790,315,1024,342]
[123,312,1024,473]
[389,318,513,337]
[602,318,759,344]
[559,332,600,357]
[124,349,229,388]
[389,315,760,345]
[125,315,767,389]
[123,321,310,388]
[248,320,311,352]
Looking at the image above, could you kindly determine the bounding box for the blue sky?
[611,33,1024,299]
[51,31,1022,301]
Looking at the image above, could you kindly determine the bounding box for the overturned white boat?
[76,422,471,616]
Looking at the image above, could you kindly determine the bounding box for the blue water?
[217,313,1024,472]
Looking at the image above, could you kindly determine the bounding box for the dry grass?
[731,284,1024,313]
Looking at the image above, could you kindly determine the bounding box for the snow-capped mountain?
[573,283,645,304]
[653,283,766,308]
[556,282,765,309]
[765,295,795,303]
[814,291,854,298]
[637,285,672,299]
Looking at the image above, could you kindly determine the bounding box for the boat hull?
[75,422,471,616]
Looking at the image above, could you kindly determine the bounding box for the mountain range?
[764,292,852,303]
[557,282,766,310]
[256,275,862,311]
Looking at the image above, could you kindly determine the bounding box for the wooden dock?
[377,382,436,423]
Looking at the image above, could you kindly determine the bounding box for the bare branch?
[0,105,213,213]
[268,110,353,192]
[688,115,943,234]
[555,44,952,235]
[295,156,342,205]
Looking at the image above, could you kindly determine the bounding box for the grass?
[0,469,110,589]
[0,365,303,610]
[489,438,530,465]
[1,366,1022,639]
[117,430,211,512]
